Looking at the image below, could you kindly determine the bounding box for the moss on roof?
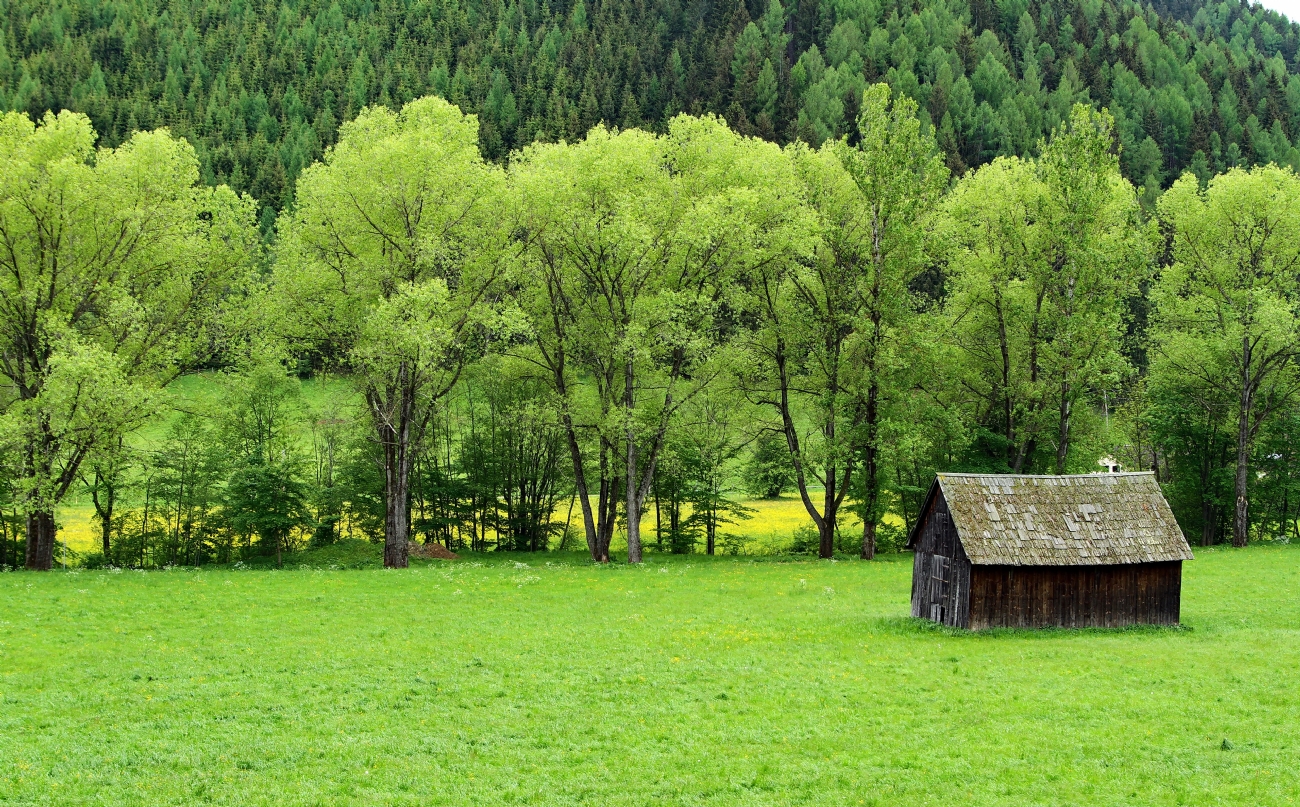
[918,472,1193,566]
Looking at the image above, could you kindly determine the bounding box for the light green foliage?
[1152,165,1300,546]
[510,115,811,562]
[739,85,945,557]
[2,547,1299,804]
[274,96,508,566]
[834,84,947,554]
[942,105,1152,473]
[0,110,258,566]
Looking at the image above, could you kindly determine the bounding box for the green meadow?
[2,545,1298,806]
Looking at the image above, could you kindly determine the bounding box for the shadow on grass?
[871,615,1194,639]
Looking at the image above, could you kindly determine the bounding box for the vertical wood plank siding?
[966,561,1183,630]
[910,494,973,628]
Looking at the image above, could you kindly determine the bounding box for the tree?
[736,85,942,560]
[0,111,258,570]
[672,389,756,556]
[1153,165,1300,547]
[833,84,947,559]
[511,115,809,563]
[274,97,507,568]
[738,142,865,560]
[1034,106,1154,473]
[743,431,794,498]
[224,457,311,568]
[81,436,132,561]
[942,106,1151,476]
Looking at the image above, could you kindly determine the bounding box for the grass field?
[2,545,1298,805]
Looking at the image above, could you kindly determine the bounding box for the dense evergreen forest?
[3,0,1300,228]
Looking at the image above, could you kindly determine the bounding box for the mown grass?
[2,545,1298,805]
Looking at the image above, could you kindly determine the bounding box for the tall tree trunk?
[382,448,412,567]
[1056,380,1072,474]
[559,412,599,559]
[24,511,56,571]
[774,337,832,554]
[818,462,854,558]
[1201,500,1217,546]
[141,477,151,568]
[861,321,882,560]
[626,451,642,562]
[996,291,1015,467]
[90,471,115,559]
[654,487,662,551]
[376,365,416,569]
[595,446,617,562]
[625,361,643,564]
[1233,381,1252,548]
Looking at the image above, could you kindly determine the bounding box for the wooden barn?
[906,472,1193,630]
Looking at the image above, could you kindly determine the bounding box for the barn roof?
[906,472,1193,566]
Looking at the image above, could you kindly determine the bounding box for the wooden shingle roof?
[908,472,1193,566]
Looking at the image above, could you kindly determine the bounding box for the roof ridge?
[937,471,1156,479]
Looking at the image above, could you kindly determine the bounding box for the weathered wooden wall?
[910,494,972,628]
[966,561,1183,630]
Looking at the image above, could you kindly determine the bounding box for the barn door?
[929,554,951,623]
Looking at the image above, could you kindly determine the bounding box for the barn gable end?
[905,472,1192,630]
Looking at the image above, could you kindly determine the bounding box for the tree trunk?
[817,517,834,558]
[654,488,662,551]
[141,477,151,568]
[596,463,617,562]
[774,337,836,557]
[861,348,881,560]
[24,511,56,571]
[382,435,413,567]
[626,450,642,563]
[625,362,643,564]
[1233,337,1252,548]
[1233,391,1252,548]
[1201,500,1217,547]
[996,290,1015,467]
[91,474,115,560]
[377,366,416,569]
[1056,380,1072,474]
[861,520,876,560]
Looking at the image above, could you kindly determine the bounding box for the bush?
[80,551,110,570]
[874,521,907,554]
[743,432,794,499]
[790,524,819,555]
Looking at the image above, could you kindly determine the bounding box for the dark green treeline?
[3,0,1299,225]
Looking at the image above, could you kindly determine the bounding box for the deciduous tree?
[274,97,508,568]
[0,111,258,570]
[1153,165,1300,547]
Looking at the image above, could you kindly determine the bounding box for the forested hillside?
[3,0,1299,225]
